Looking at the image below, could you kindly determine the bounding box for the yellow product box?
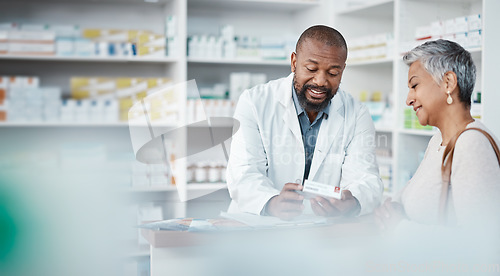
[116,77,140,89]
[147,78,171,89]
[83,29,138,42]
[119,97,134,111]
[116,78,148,99]
[119,110,129,122]
[137,46,165,57]
[137,33,165,47]
[136,91,147,101]
[70,77,115,99]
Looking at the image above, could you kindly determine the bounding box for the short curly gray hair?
[403,39,476,108]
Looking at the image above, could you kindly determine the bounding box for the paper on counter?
[220,212,327,228]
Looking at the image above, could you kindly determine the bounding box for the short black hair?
[295,25,348,56]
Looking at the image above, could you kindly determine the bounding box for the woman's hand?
[374,198,407,232]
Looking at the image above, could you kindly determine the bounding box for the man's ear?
[291,52,297,73]
[443,71,458,92]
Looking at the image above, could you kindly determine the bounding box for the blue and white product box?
[454,16,468,34]
[444,18,456,35]
[467,30,482,48]
[56,37,74,56]
[467,14,482,31]
[60,99,76,122]
[74,38,93,56]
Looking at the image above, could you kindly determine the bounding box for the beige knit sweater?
[399,120,500,227]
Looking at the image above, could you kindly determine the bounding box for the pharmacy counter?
[141,216,379,276]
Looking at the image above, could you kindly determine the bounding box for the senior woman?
[375,39,500,231]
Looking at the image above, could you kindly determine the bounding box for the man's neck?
[306,110,319,123]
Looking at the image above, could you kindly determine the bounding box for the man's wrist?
[344,196,361,217]
[261,195,277,216]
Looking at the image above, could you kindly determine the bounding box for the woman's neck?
[436,105,474,146]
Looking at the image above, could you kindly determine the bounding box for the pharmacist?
[226,25,383,220]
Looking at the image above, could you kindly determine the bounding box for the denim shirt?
[292,86,330,181]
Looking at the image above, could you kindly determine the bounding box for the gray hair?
[403,39,476,108]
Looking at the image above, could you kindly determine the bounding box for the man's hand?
[310,190,360,217]
[374,198,406,232]
[265,183,305,220]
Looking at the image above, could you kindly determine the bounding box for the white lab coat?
[226,73,383,215]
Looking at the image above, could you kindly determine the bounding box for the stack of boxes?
[0,76,61,122]
[71,77,173,122]
[0,23,57,55]
[405,14,482,53]
[348,32,394,62]
[0,17,177,58]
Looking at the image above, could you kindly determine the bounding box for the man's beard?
[293,77,335,113]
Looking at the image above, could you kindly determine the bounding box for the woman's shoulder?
[454,120,500,164]
[456,121,499,148]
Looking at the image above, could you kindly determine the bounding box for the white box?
[41,87,62,100]
[455,33,467,48]
[8,30,55,42]
[8,43,55,54]
[454,16,468,34]
[20,23,50,31]
[0,42,7,53]
[301,179,342,200]
[0,22,17,30]
[50,24,80,38]
[467,14,482,31]
[56,38,74,56]
[0,31,7,41]
[0,76,9,88]
[24,76,39,88]
[430,20,445,37]
[467,30,482,48]
[74,38,94,56]
[444,18,456,35]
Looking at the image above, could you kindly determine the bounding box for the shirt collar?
[292,85,331,118]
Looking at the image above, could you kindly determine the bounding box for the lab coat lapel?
[308,93,345,180]
[279,74,303,146]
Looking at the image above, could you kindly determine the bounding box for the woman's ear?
[443,71,458,92]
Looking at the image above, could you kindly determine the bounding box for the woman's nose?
[406,92,415,106]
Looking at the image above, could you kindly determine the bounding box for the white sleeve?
[341,104,384,215]
[226,91,280,214]
[449,130,500,227]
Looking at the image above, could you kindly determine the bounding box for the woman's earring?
[446,91,453,105]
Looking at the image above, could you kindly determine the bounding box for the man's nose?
[313,72,328,87]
